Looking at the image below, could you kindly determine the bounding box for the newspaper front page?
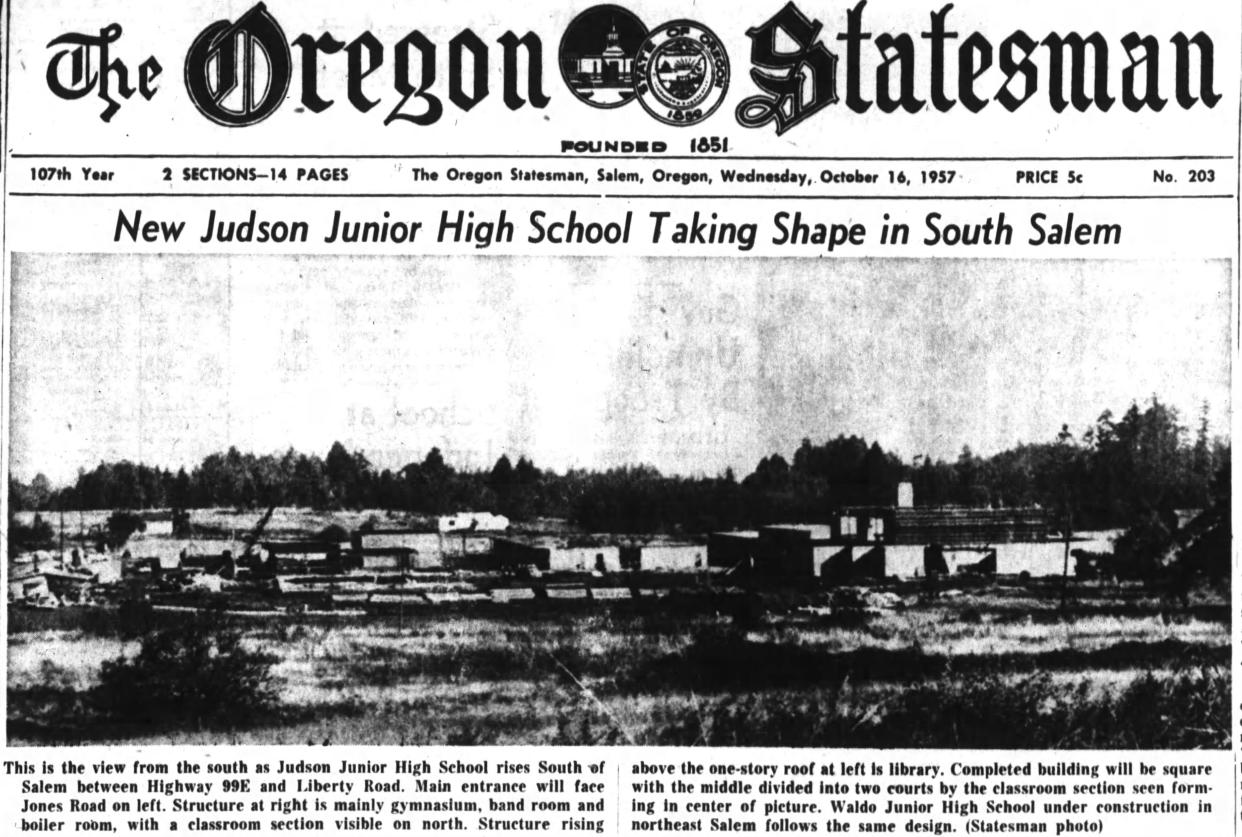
[1,0,1238,834]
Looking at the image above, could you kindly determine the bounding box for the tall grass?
[630,665,1230,749]
[9,588,1231,747]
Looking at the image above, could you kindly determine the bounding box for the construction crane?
[240,505,277,567]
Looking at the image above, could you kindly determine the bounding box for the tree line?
[9,398,1228,534]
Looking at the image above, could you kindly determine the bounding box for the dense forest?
[9,398,1229,534]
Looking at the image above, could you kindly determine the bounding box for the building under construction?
[708,482,1062,582]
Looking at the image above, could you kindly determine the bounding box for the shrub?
[8,513,54,557]
[7,661,95,743]
[95,616,278,730]
[106,511,146,548]
[317,523,349,543]
[171,508,193,538]
[116,597,158,640]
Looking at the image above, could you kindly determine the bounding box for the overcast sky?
[8,254,1230,486]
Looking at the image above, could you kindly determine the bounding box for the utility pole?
[1060,488,1072,610]
[1056,424,1076,611]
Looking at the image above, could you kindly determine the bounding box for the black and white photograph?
[6,253,1231,748]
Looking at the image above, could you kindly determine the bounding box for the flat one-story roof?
[762,524,835,541]
[262,541,341,554]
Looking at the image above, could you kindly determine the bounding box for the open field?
[8,578,1230,748]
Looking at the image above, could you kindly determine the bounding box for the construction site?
[6,478,1230,748]
[7,482,1130,619]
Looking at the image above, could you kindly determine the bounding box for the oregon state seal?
[633,19,728,126]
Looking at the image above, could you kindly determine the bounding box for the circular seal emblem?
[559,5,648,108]
[633,20,729,126]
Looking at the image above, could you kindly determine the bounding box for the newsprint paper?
[0,0,1239,834]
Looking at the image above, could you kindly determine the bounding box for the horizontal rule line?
[9,153,1236,162]
[7,192,1235,200]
